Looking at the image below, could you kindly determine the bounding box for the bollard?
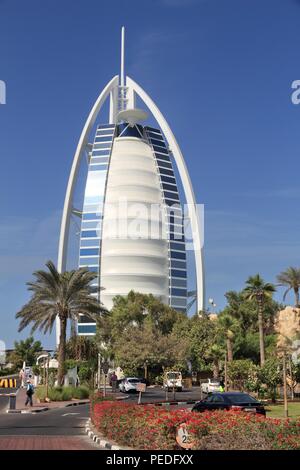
[9,394,16,410]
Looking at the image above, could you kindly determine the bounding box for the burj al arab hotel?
[56,28,204,342]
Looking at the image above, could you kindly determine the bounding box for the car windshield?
[167,373,180,380]
[128,379,140,383]
[226,393,258,403]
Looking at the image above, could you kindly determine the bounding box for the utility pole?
[224,352,228,392]
[97,353,101,391]
[283,354,288,418]
[289,356,294,401]
[46,355,50,399]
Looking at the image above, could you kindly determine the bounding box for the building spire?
[120,26,125,87]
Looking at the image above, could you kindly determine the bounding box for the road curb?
[6,407,49,414]
[6,400,90,414]
[85,418,127,450]
[142,400,197,406]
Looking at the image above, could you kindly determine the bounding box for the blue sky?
[1,0,300,349]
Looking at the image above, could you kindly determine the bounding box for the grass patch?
[267,402,300,419]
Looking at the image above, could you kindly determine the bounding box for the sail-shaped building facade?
[56,29,204,341]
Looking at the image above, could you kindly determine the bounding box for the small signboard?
[176,423,194,449]
[136,382,146,393]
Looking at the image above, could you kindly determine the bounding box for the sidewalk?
[14,387,126,413]
[14,388,89,412]
[0,436,98,450]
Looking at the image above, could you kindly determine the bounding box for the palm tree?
[16,261,106,385]
[243,274,276,366]
[277,267,300,308]
[217,314,238,362]
[207,344,224,378]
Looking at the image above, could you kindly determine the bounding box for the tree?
[172,313,219,372]
[243,274,276,366]
[217,314,239,362]
[66,335,99,362]
[227,359,258,391]
[8,337,42,370]
[96,291,185,360]
[16,261,106,385]
[113,321,189,376]
[206,344,225,379]
[258,358,282,402]
[277,267,300,308]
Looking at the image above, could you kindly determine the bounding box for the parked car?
[163,371,183,392]
[200,378,221,394]
[192,392,266,416]
[119,377,145,393]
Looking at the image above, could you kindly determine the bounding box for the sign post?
[136,382,146,404]
[102,361,109,397]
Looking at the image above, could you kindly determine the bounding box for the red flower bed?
[90,398,300,450]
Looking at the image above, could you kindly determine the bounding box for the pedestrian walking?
[25,380,35,406]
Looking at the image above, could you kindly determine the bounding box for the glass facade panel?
[171,278,187,288]
[79,256,99,265]
[162,182,178,192]
[82,213,100,220]
[78,324,97,334]
[80,248,99,256]
[170,250,186,260]
[81,230,99,238]
[80,239,100,247]
[153,146,169,155]
[164,191,179,200]
[171,269,187,278]
[157,160,172,169]
[171,298,187,308]
[159,167,175,176]
[171,288,187,297]
[160,175,176,184]
[170,259,186,269]
[170,242,185,251]
[150,138,166,148]
[90,157,109,164]
[93,143,112,149]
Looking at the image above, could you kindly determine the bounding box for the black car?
[192,392,266,416]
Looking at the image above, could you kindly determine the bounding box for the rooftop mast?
[120,26,125,88]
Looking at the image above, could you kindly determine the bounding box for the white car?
[119,377,144,393]
[201,379,221,394]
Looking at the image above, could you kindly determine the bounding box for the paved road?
[0,404,99,450]
[0,388,18,413]
[124,386,203,404]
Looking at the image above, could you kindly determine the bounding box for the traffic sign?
[136,383,146,392]
[176,423,194,449]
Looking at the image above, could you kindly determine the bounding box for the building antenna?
[120,26,125,87]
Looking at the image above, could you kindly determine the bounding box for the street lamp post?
[102,361,109,398]
[224,352,228,392]
[97,353,101,391]
[283,354,288,418]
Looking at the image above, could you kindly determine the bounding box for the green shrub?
[36,385,90,402]
[48,389,63,401]
[35,386,47,401]
[73,385,89,399]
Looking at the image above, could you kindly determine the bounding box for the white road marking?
[62,412,80,416]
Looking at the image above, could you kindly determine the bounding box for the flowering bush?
[90,400,300,450]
